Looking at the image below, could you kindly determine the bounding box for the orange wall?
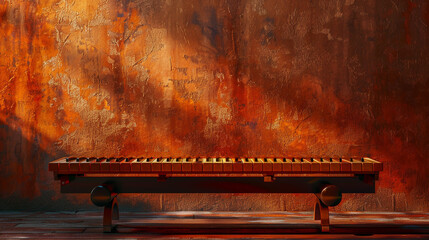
[0,0,428,211]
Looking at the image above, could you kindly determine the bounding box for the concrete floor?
[0,211,428,239]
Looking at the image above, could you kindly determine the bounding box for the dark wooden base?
[60,175,376,193]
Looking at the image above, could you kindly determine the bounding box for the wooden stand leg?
[103,196,118,233]
[112,199,119,220]
[314,200,321,220]
[314,198,330,232]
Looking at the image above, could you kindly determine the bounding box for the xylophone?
[49,157,382,232]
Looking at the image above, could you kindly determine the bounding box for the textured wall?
[0,0,428,211]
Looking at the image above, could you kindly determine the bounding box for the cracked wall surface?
[0,0,428,211]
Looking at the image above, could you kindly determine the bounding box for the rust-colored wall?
[0,0,428,211]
